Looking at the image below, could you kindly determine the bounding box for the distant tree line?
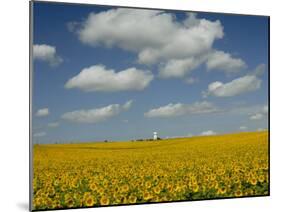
[103,137,162,143]
[131,137,162,142]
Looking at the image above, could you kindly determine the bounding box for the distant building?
[153,132,158,140]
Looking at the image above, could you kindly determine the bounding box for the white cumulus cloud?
[184,77,199,85]
[76,9,223,64]
[250,105,268,120]
[159,56,204,78]
[144,101,219,118]
[65,65,153,92]
[61,100,133,124]
[250,113,264,120]
[35,108,49,117]
[239,126,248,130]
[33,132,46,137]
[206,50,247,74]
[33,44,63,66]
[200,130,216,136]
[257,128,268,132]
[253,64,266,76]
[122,100,133,110]
[48,122,59,128]
[71,9,231,78]
[204,75,261,97]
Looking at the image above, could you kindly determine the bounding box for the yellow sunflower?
[143,192,152,201]
[84,196,96,207]
[100,195,110,205]
[128,195,137,204]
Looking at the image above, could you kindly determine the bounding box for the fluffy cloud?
[200,130,216,136]
[159,49,246,78]
[159,57,204,78]
[65,65,153,92]
[206,50,246,74]
[76,10,223,63]
[71,9,232,78]
[250,113,263,120]
[48,122,59,128]
[33,44,63,66]
[204,75,261,97]
[250,105,268,120]
[35,108,49,117]
[257,128,268,132]
[33,132,46,137]
[61,100,133,124]
[122,100,133,110]
[184,77,199,85]
[144,101,219,118]
[253,64,266,76]
[239,126,248,130]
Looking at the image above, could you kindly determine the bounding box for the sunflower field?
[32,131,269,210]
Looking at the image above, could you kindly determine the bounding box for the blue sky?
[32,2,269,144]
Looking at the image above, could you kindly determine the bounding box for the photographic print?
[30,1,269,211]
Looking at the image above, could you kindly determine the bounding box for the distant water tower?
[153,132,158,140]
